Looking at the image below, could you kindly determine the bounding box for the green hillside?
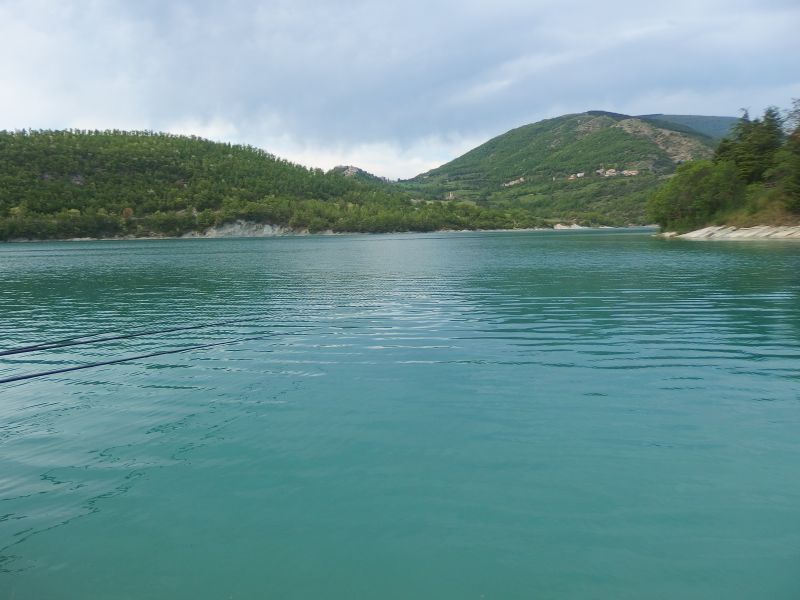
[648,104,800,231]
[329,165,389,185]
[0,112,737,240]
[400,112,716,224]
[0,130,552,240]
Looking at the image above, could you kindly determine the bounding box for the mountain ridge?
[398,111,724,224]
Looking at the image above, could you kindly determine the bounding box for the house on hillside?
[502,176,525,187]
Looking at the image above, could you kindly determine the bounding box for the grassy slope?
[400,113,716,225]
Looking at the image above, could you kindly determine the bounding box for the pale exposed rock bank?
[553,223,588,230]
[677,225,800,241]
[181,220,311,238]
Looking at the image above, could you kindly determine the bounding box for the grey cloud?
[1,0,798,177]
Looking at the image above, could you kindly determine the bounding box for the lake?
[1,230,799,599]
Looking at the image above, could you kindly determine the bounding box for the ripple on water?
[1,232,800,599]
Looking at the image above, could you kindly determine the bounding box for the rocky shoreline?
[665,225,800,241]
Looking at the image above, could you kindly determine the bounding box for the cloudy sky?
[1,0,798,178]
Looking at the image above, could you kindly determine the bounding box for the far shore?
[2,221,657,243]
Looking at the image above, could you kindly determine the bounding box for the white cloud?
[0,0,798,178]
[265,134,488,180]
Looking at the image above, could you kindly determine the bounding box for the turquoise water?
[1,230,799,599]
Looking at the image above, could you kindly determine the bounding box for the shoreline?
[2,221,655,243]
[662,225,800,241]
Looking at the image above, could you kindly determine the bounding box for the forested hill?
[399,112,718,225]
[0,130,547,240]
[647,104,800,231]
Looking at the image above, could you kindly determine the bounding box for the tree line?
[0,130,547,240]
[648,101,800,231]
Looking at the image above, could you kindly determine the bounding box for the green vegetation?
[0,110,742,241]
[647,102,800,232]
[0,130,547,240]
[399,112,716,225]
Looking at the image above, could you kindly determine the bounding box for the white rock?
[182,220,307,238]
[678,225,800,241]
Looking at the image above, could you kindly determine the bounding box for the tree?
[715,106,785,183]
[648,160,744,231]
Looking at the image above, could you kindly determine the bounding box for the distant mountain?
[637,114,739,140]
[400,112,718,224]
[328,165,388,184]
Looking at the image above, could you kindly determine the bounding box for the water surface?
[1,230,799,599]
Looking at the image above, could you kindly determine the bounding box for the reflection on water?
[1,231,799,599]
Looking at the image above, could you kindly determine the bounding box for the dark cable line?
[0,315,266,356]
[1,328,125,352]
[0,336,263,385]
[0,315,309,358]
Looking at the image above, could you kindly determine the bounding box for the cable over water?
[0,315,311,357]
[0,335,268,385]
